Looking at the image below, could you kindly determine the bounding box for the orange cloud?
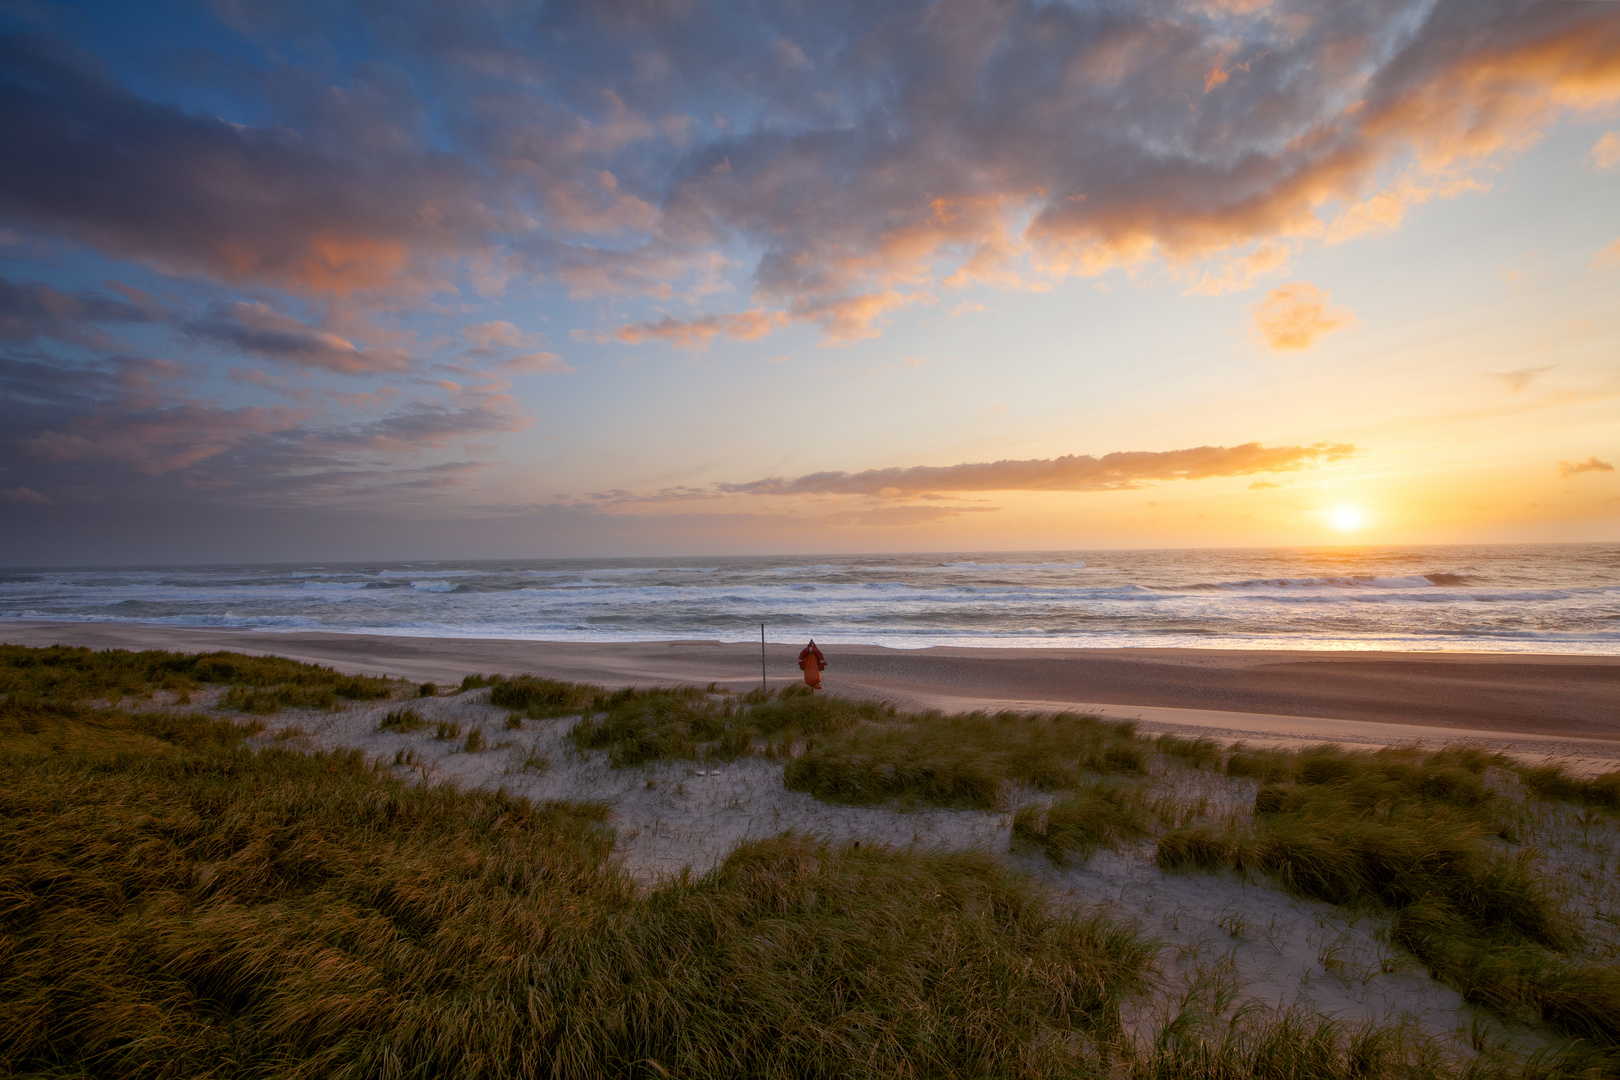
[455,321,574,375]
[1559,457,1615,478]
[1252,282,1354,351]
[1589,132,1620,169]
[790,290,916,344]
[720,442,1357,496]
[616,308,789,348]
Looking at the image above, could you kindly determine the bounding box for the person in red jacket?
[798,639,826,690]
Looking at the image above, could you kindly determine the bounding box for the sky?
[0,0,1617,565]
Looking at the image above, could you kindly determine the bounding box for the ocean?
[2,544,1617,654]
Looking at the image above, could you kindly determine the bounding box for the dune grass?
[1013,781,1152,867]
[0,696,1167,1079]
[1156,743,1620,1059]
[566,683,891,768]
[1517,764,1620,813]
[783,710,1146,810]
[12,647,1620,1075]
[0,643,392,711]
[377,706,425,733]
[1129,1004,1458,1080]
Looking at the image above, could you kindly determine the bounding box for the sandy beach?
[7,619,1618,767]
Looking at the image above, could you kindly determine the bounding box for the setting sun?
[1328,506,1367,531]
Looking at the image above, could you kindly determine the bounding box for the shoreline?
[5,619,1618,768]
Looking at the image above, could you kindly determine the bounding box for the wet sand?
[5,620,1618,764]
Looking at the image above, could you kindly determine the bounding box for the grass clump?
[1155,743,1620,1057]
[569,684,884,769]
[463,726,485,753]
[1127,1007,1448,1080]
[784,711,1146,810]
[0,644,393,710]
[378,707,425,733]
[433,719,463,741]
[0,697,1161,1079]
[488,674,606,718]
[1014,781,1151,867]
[568,685,738,766]
[1518,763,1620,812]
[1155,733,1221,769]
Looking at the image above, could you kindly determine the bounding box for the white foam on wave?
[1191,574,1447,591]
[3,548,1616,656]
[939,560,1088,571]
[377,569,479,578]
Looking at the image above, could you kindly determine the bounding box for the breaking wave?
[2,545,1615,654]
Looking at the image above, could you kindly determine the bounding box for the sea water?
[1,544,1617,654]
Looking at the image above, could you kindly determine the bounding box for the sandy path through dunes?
[5,620,1617,766]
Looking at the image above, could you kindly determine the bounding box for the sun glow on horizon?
[1327,506,1367,531]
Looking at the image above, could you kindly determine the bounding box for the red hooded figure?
[798,639,826,690]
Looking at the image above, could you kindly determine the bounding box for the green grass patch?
[1155,733,1221,769]
[0,644,392,711]
[1013,781,1151,867]
[0,698,1161,1078]
[568,683,886,769]
[1127,1007,1449,1080]
[1518,763,1620,812]
[784,711,1146,810]
[487,674,607,717]
[1156,744,1620,1057]
[553,685,1156,811]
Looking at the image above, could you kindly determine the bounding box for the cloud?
[7,3,1620,344]
[497,352,573,375]
[0,275,156,345]
[0,34,494,296]
[1185,243,1292,296]
[664,0,1620,333]
[831,505,1000,527]
[1592,132,1620,170]
[719,442,1356,497]
[187,302,409,374]
[0,346,528,506]
[1248,480,1279,490]
[1252,282,1355,351]
[1596,238,1620,267]
[1558,456,1615,478]
[0,486,50,505]
[23,398,308,475]
[458,321,573,374]
[1490,365,1554,393]
[616,309,789,349]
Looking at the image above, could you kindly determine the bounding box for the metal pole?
[760,623,767,693]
